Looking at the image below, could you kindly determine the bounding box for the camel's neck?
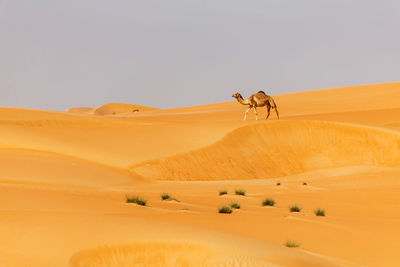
[236,95,250,105]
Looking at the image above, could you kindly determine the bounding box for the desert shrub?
[126,196,147,206]
[230,202,241,209]
[314,208,325,216]
[285,240,300,248]
[235,189,246,196]
[262,198,275,206]
[219,206,233,214]
[219,190,228,196]
[161,193,171,200]
[290,205,301,212]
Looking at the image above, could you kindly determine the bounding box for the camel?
[232,91,279,121]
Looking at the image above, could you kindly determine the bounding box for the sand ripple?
[69,242,271,267]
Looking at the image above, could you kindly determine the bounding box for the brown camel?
[232,91,279,121]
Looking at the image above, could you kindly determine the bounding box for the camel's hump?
[257,90,266,94]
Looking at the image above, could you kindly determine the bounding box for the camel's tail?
[268,97,279,119]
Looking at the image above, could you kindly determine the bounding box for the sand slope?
[69,241,340,267]
[274,82,400,116]
[0,148,135,187]
[132,120,400,180]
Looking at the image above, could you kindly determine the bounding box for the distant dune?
[66,107,95,114]
[94,103,159,115]
[66,103,159,116]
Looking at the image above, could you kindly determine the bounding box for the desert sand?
[1,82,400,266]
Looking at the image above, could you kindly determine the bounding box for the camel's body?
[232,91,279,121]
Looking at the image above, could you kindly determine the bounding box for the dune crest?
[131,120,400,180]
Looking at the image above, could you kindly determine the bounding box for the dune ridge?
[131,120,400,180]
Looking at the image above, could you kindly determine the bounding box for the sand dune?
[273,82,400,116]
[131,120,400,180]
[94,103,158,115]
[66,107,95,114]
[1,83,400,266]
[66,103,159,116]
[0,106,88,120]
[163,82,400,116]
[0,148,135,187]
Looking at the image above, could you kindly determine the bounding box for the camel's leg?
[266,106,271,119]
[254,107,258,120]
[275,108,279,120]
[244,107,252,121]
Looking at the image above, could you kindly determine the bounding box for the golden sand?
[1,82,399,266]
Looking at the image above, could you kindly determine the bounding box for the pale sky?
[0,0,399,110]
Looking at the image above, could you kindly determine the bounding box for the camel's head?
[232,92,241,99]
